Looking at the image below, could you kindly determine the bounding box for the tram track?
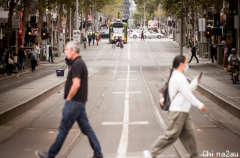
[0,43,113,146]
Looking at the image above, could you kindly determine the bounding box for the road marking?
[28,77,32,78]
[128,39,130,60]
[3,85,8,87]
[102,122,149,125]
[116,65,131,158]
[113,91,141,94]
[120,71,136,72]
[118,78,138,80]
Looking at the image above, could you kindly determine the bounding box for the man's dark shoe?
[35,151,49,158]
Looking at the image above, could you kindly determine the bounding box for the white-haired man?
[35,41,103,158]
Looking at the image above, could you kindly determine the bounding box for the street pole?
[194,0,196,46]
[15,0,18,48]
[75,0,78,30]
[180,17,183,55]
[141,12,142,28]
[144,1,145,29]
[159,4,161,33]
[70,10,71,41]
[52,15,53,45]
[81,4,83,34]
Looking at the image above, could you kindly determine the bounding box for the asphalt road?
[0,38,240,158]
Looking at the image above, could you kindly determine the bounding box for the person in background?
[4,46,10,76]
[88,33,92,46]
[210,44,215,63]
[228,48,240,82]
[49,44,54,63]
[222,43,229,67]
[18,45,26,71]
[143,55,206,158]
[96,32,100,46]
[13,48,18,72]
[29,44,39,72]
[92,32,96,45]
[188,45,199,63]
[36,43,40,58]
[141,30,145,41]
[8,50,14,76]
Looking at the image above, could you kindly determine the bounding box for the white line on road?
[128,39,130,60]
[113,91,141,94]
[116,65,130,158]
[102,122,149,125]
[119,71,136,72]
[3,85,8,87]
[118,78,138,80]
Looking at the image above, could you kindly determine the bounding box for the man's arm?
[66,77,81,101]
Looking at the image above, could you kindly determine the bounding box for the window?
[150,23,158,26]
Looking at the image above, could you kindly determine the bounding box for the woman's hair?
[168,55,186,82]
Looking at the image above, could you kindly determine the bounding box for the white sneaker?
[143,150,152,158]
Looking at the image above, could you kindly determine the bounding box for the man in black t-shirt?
[35,41,103,158]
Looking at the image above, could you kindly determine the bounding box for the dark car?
[100,32,109,38]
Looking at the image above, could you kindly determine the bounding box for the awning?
[1,27,16,34]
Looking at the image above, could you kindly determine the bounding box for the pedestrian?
[96,32,100,46]
[29,44,39,72]
[13,49,18,72]
[4,46,10,76]
[88,33,92,46]
[99,32,101,42]
[18,45,26,71]
[36,43,40,58]
[141,30,145,41]
[8,51,14,76]
[92,32,95,45]
[222,43,229,67]
[188,45,199,63]
[143,55,206,158]
[49,44,54,63]
[35,41,104,158]
[210,44,215,63]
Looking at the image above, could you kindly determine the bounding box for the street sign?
[53,26,57,32]
[144,18,146,21]
[62,28,65,34]
[31,28,38,36]
[12,15,20,28]
[199,18,206,32]
[88,15,92,21]
[62,22,66,28]
[73,30,80,42]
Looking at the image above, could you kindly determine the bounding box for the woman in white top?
[144,55,206,158]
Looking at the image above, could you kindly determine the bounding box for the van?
[148,21,158,30]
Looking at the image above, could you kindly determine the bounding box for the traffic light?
[41,28,47,40]
[205,27,212,38]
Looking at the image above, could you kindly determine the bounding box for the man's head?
[65,41,80,60]
[20,45,24,49]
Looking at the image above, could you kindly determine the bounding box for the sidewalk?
[0,43,83,125]
[170,40,240,119]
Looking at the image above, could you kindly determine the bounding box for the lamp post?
[144,1,145,29]
[75,0,78,30]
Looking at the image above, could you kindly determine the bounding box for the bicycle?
[229,62,239,84]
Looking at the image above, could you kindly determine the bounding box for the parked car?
[144,31,164,39]
[130,30,145,38]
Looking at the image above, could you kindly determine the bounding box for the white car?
[144,31,164,39]
[130,30,143,38]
